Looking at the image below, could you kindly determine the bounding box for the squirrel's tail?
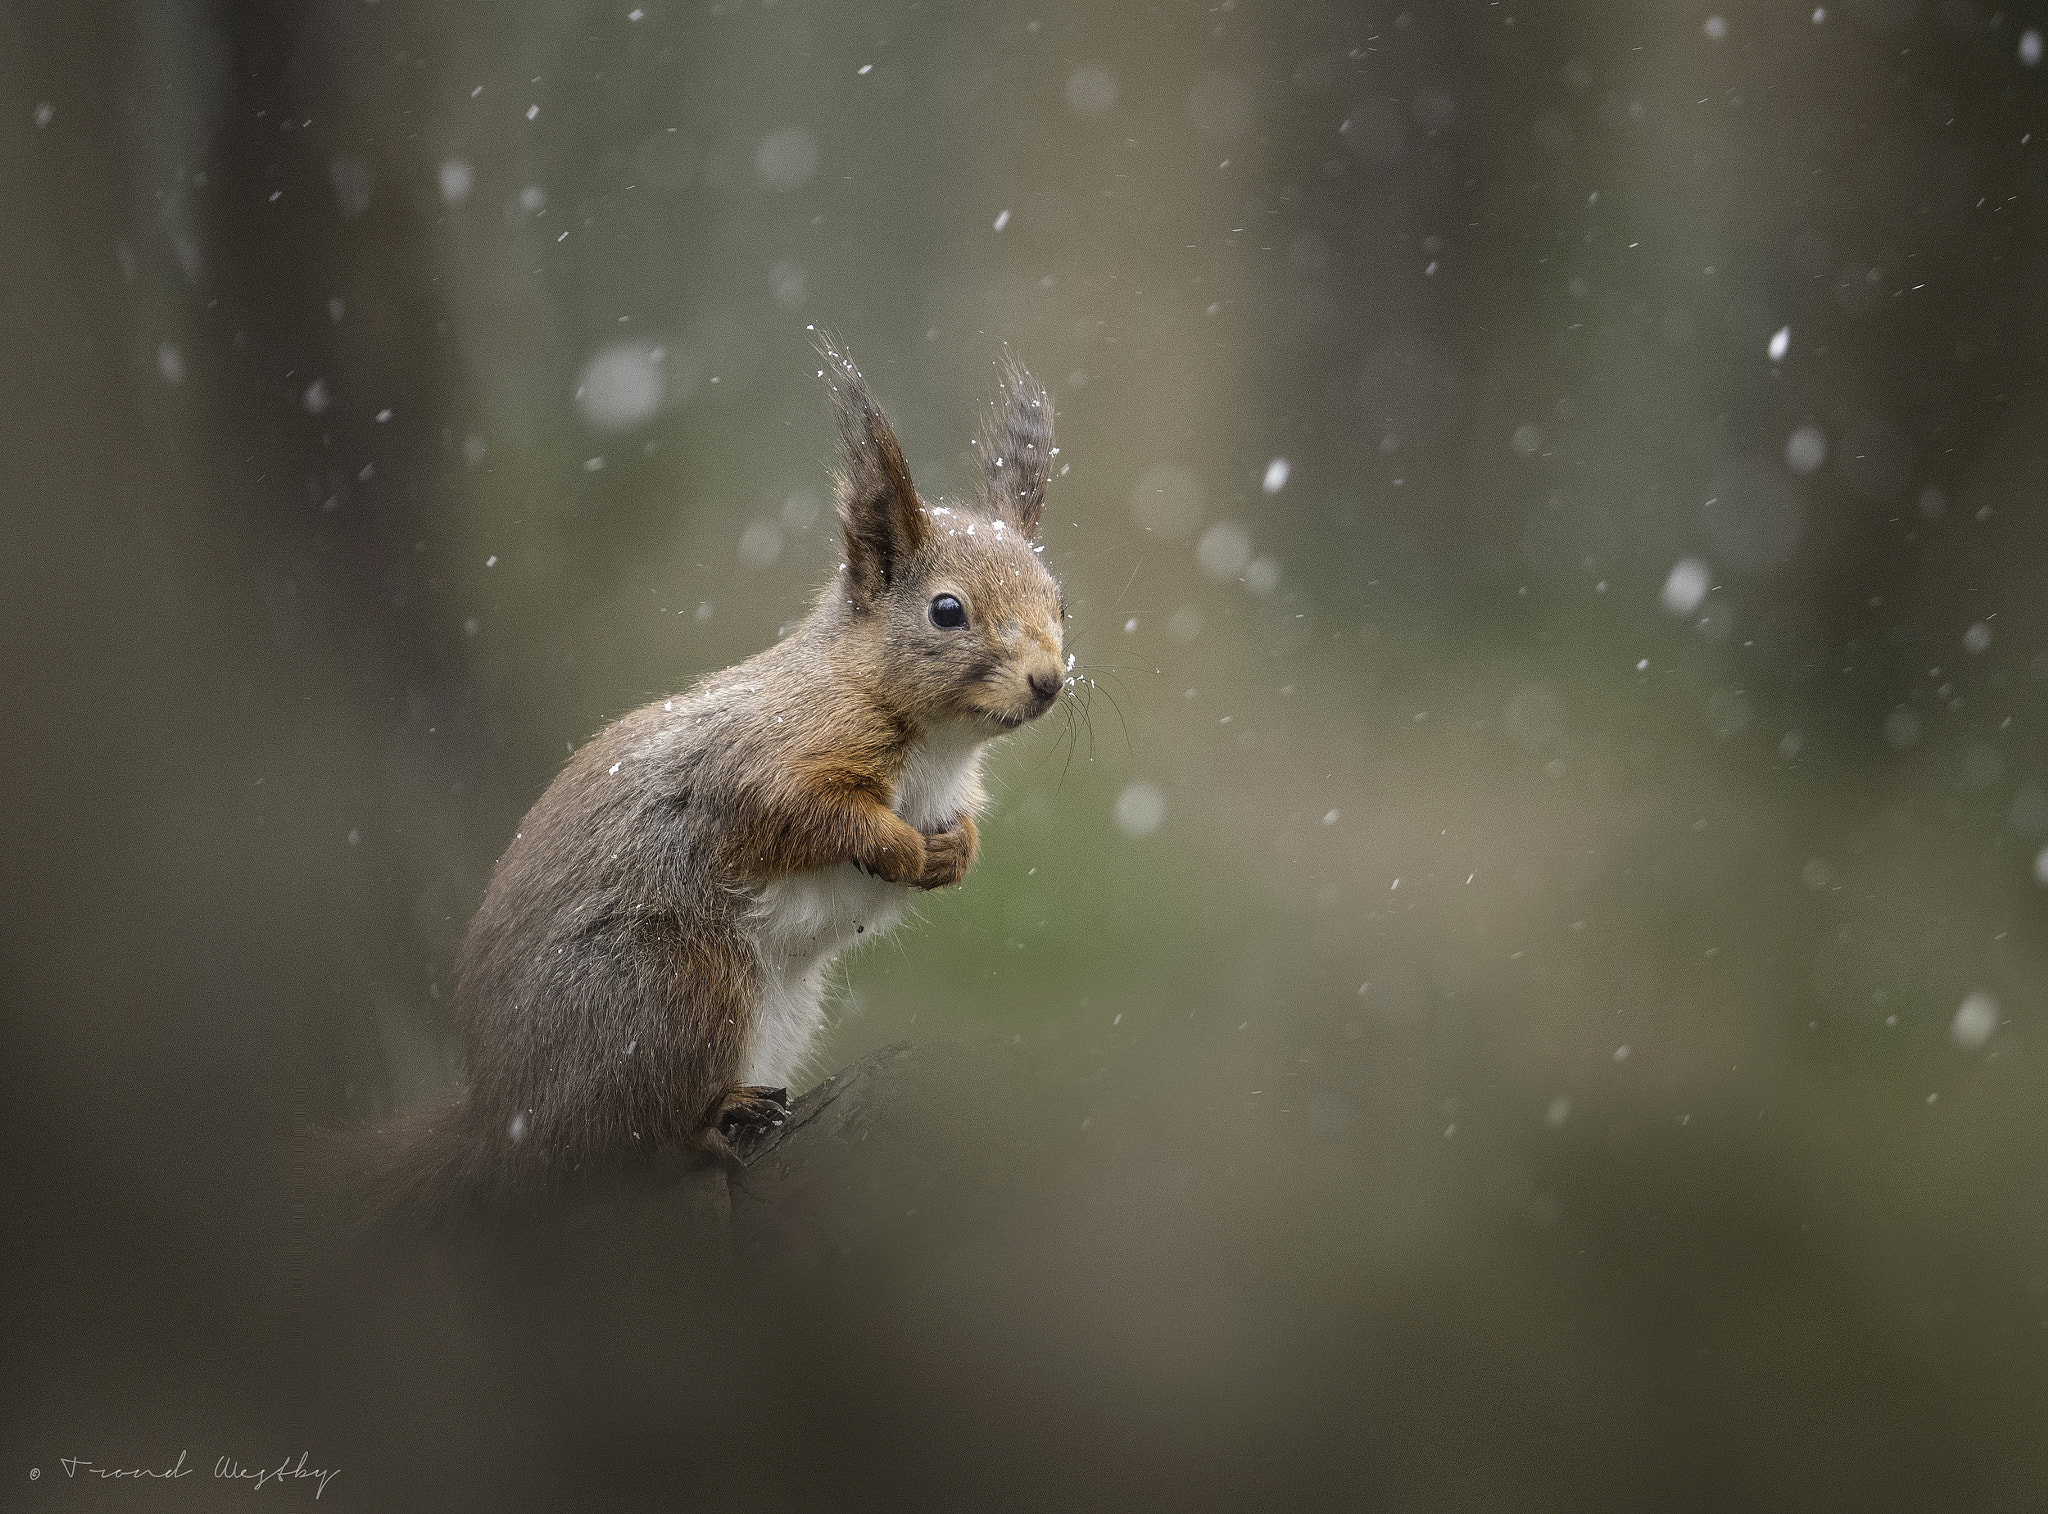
[297,1094,500,1230]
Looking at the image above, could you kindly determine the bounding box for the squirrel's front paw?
[916,816,979,890]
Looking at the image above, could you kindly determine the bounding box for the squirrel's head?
[819,341,1066,734]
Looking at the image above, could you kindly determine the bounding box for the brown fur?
[317,344,1066,1222]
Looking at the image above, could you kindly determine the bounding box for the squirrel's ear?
[818,337,928,606]
[980,352,1053,539]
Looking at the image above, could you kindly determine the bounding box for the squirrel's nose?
[1027,670,1061,703]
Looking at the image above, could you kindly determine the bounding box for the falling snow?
[1784,424,1827,474]
[1951,993,1998,1051]
[576,343,666,430]
[1114,782,1167,839]
[1067,64,1118,115]
[1197,522,1253,580]
[738,520,784,568]
[1660,558,1710,617]
[756,127,818,190]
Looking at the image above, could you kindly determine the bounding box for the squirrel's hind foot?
[711,1084,791,1160]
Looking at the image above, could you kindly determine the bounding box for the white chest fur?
[890,717,991,831]
[740,722,990,1086]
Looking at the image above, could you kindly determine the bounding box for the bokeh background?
[8,0,2048,1507]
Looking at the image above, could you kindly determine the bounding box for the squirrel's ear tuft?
[980,352,1053,539]
[817,335,928,605]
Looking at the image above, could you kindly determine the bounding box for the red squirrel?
[329,342,1066,1215]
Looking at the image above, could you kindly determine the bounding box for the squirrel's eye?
[929,594,967,629]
